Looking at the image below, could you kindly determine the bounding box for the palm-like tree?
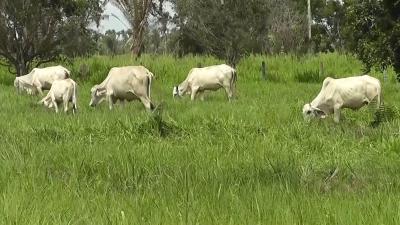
[108,0,153,58]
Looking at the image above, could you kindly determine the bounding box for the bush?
[294,70,323,83]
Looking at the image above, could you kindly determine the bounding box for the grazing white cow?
[14,73,35,95]
[14,65,70,95]
[89,66,154,110]
[173,64,237,101]
[303,75,381,123]
[39,78,78,114]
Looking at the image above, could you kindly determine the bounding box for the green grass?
[1,53,400,224]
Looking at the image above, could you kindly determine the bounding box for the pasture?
[1,53,400,224]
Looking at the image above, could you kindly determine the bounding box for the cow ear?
[314,108,326,118]
[96,88,107,96]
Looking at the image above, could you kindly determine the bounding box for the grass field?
[1,53,400,224]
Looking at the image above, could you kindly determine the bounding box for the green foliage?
[311,0,346,52]
[2,55,400,223]
[294,69,321,83]
[2,53,394,86]
[1,54,400,224]
[0,62,12,85]
[371,103,400,127]
[138,104,183,137]
[171,0,269,65]
[344,0,400,78]
[0,0,104,76]
[266,0,308,54]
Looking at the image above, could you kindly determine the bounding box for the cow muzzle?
[172,86,180,98]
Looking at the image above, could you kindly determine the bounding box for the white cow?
[14,65,70,95]
[173,64,237,101]
[39,78,78,114]
[14,73,35,95]
[303,75,382,123]
[89,66,154,110]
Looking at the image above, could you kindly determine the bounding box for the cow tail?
[72,81,78,113]
[147,75,152,99]
[65,70,70,79]
[146,76,155,111]
[379,85,383,108]
[230,69,237,95]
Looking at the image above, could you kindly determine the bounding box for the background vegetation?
[1,54,400,224]
[1,0,400,78]
[1,0,400,224]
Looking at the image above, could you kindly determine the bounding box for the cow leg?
[139,96,153,111]
[224,86,233,101]
[333,106,341,123]
[63,96,69,113]
[32,78,44,96]
[197,90,205,101]
[36,85,44,96]
[120,99,125,107]
[231,82,236,99]
[107,94,114,110]
[64,101,69,113]
[51,93,58,113]
[191,87,199,101]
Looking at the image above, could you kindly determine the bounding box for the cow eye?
[307,110,312,114]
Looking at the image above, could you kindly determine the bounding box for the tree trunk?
[16,57,28,77]
[307,0,312,53]
[131,0,152,58]
[131,24,145,58]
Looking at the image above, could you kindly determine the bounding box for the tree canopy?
[344,0,400,78]
[1,0,400,79]
[0,0,104,76]
[170,0,269,65]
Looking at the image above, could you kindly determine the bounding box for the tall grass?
[1,53,400,224]
[1,53,396,85]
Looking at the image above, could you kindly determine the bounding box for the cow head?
[14,77,36,95]
[302,103,326,121]
[42,98,53,108]
[89,85,107,107]
[173,85,184,98]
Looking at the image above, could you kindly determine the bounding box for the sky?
[95,2,174,34]
[96,3,130,33]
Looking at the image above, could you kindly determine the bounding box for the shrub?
[294,70,322,83]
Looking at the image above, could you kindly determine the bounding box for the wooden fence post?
[261,61,267,80]
[319,62,324,77]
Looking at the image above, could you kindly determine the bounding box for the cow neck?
[19,74,33,83]
[98,74,112,89]
[310,93,328,112]
[179,79,189,92]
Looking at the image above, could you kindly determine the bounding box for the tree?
[171,0,269,65]
[103,30,119,55]
[0,0,104,76]
[344,0,400,79]
[109,0,153,58]
[266,0,308,54]
[311,0,346,52]
[60,0,105,58]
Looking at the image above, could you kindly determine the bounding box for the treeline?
[0,0,399,78]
